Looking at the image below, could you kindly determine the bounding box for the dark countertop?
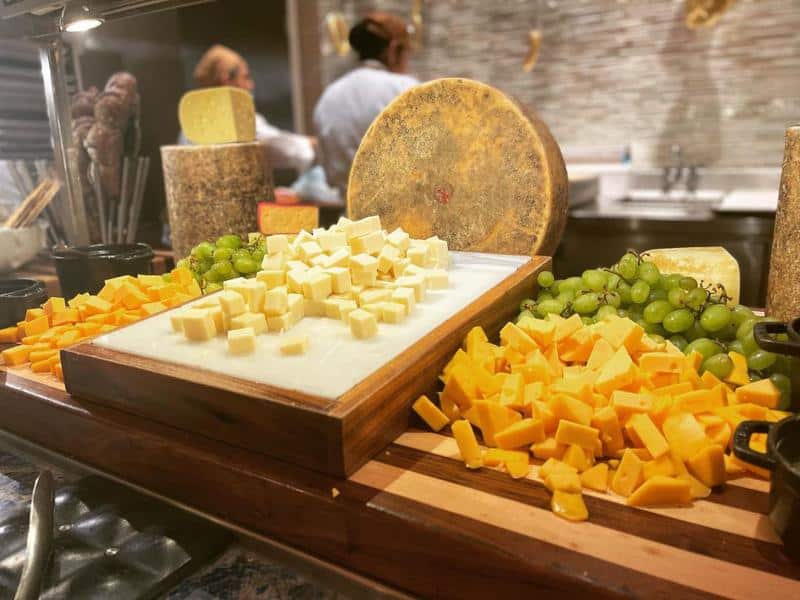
[0,441,347,600]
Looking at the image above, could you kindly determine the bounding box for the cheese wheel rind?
[347,78,568,257]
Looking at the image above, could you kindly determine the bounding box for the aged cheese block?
[644,247,740,305]
[258,203,319,234]
[178,86,255,145]
[767,126,800,320]
[347,78,568,256]
[162,142,270,258]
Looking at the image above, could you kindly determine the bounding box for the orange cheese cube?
[53,362,64,380]
[675,385,725,414]
[687,444,726,488]
[610,390,652,422]
[28,349,58,363]
[42,297,66,317]
[595,346,636,396]
[81,296,113,317]
[581,463,609,492]
[638,352,683,374]
[475,399,521,446]
[25,308,45,321]
[554,313,583,343]
[734,378,780,409]
[22,315,50,338]
[554,420,600,449]
[725,352,750,386]
[627,475,691,507]
[440,364,478,410]
[549,394,593,427]
[141,301,167,316]
[171,266,194,286]
[531,437,566,460]
[551,490,588,522]
[451,419,482,469]
[591,406,625,456]
[586,338,615,371]
[500,322,538,354]
[559,326,595,362]
[642,454,677,480]
[651,381,693,396]
[52,309,79,326]
[699,370,724,391]
[412,395,450,431]
[517,316,555,347]
[662,413,710,461]
[120,286,150,310]
[495,418,545,449]
[0,325,18,343]
[1,344,32,365]
[562,444,593,472]
[31,354,60,373]
[55,330,81,348]
[597,316,643,353]
[511,350,551,385]
[627,413,669,459]
[611,448,644,497]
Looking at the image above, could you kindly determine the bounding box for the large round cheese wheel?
[347,78,568,256]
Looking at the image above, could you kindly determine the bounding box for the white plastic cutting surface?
[94,252,528,400]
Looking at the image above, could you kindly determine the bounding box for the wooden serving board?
[0,369,798,599]
[60,255,549,477]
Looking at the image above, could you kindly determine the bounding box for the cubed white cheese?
[302,271,332,301]
[386,228,410,253]
[395,275,426,301]
[286,269,308,294]
[169,313,184,332]
[361,303,385,320]
[286,260,309,272]
[324,298,356,319]
[303,298,326,317]
[242,279,267,312]
[377,245,400,274]
[267,313,293,333]
[218,290,246,317]
[324,267,352,294]
[321,247,351,269]
[288,293,304,323]
[381,302,406,324]
[299,241,323,262]
[207,305,225,334]
[261,252,287,271]
[264,287,289,316]
[317,230,347,252]
[358,287,392,306]
[349,230,384,256]
[256,270,285,289]
[182,309,216,341]
[279,334,309,356]
[230,311,267,335]
[227,327,256,354]
[391,287,416,315]
[406,246,428,267]
[424,268,449,290]
[266,234,289,255]
[350,253,378,274]
[349,308,378,339]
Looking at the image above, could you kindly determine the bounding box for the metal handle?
[732,421,776,471]
[753,321,799,355]
[14,470,55,600]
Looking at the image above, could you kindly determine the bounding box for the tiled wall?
[317,0,800,168]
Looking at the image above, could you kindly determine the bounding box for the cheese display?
[178,86,256,145]
[643,247,740,305]
[168,215,451,350]
[348,78,568,257]
[416,313,790,522]
[0,265,201,381]
[258,203,319,235]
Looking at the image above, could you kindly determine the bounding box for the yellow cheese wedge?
[643,246,740,305]
[413,395,450,432]
[494,418,545,449]
[627,475,692,507]
[627,413,670,459]
[545,471,582,493]
[531,437,566,461]
[734,378,781,409]
[562,444,593,472]
[554,420,600,450]
[580,463,609,492]
[179,86,255,145]
[550,490,588,522]
[643,454,677,480]
[451,420,482,469]
[549,394,592,427]
[539,458,577,479]
[517,316,555,347]
[687,444,726,488]
[662,413,710,461]
[611,449,644,497]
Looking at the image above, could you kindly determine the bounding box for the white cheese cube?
[304,298,326,317]
[351,270,377,287]
[242,279,267,312]
[361,303,384,320]
[279,334,309,356]
[286,270,308,294]
[294,229,314,243]
[324,298,356,319]
[223,276,248,290]
[286,260,308,273]
[256,270,285,289]
[424,268,449,290]
[261,252,287,271]
[349,230,384,256]
[392,258,410,278]
[299,241,323,262]
[324,267,352,294]
[382,302,407,324]
[267,313,293,333]
[230,311,267,335]
[348,215,381,238]
[302,271,332,301]
[193,297,220,309]
[350,253,378,274]
[395,275,426,301]
[340,301,359,323]
[266,234,289,255]
[310,255,328,267]
[182,309,216,341]
[391,287,416,315]
[349,308,378,339]
[358,287,392,306]
[317,230,347,252]
[227,327,256,354]
[386,228,410,253]
[312,227,327,237]
[406,246,428,267]
[170,313,184,332]
[426,236,449,268]
[207,305,225,334]
[322,247,351,269]
[403,263,425,276]
[288,293,304,323]
[264,287,289,316]
[377,245,400,274]
[218,290,246,317]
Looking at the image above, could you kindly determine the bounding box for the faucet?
[662,144,685,194]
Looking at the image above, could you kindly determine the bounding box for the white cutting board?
[94,252,527,400]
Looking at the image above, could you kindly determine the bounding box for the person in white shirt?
[313,12,419,194]
[179,44,315,174]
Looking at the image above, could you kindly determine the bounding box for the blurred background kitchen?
[0,0,797,306]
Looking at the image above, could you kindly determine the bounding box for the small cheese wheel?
[178,86,255,145]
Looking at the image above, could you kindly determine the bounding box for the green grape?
[617,308,628,318]
[617,281,632,305]
[716,321,738,342]
[747,350,777,371]
[596,305,618,320]
[638,261,660,285]
[537,271,555,288]
[211,260,234,279]
[640,320,667,337]
[581,316,594,326]
[250,248,265,264]
[537,292,554,303]
[520,298,536,313]
[216,234,242,250]
[699,304,732,332]
[582,269,607,292]
[740,330,760,356]
[213,247,233,261]
[702,354,733,379]
[197,257,213,274]
[561,276,584,292]
[606,273,621,291]
[572,292,600,314]
[769,374,792,410]
[679,277,698,291]
[730,304,756,327]
[651,276,665,291]
[662,274,682,290]
[736,318,756,341]
[684,338,723,360]
[205,282,222,293]
[648,288,668,302]
[686,287,708,310]
[630,280,650,304]
[203,269,221,283]
[517,309,534,322]
[617,253,639,280]
[669,335,688,351]
[604,291,621,308]
[685,320,707,341]
[749,372,762,382]
[643,299,672,324]
[233,257,259,274]
[727,340,745,355]
[536,299,565,316]
[231,249,251,263]
[556,290,574,305]
[667,287,687,308]
[192,241,215,260]
[550,280,563,294]
[663,308,695,333]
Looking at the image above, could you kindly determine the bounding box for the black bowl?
[52,243,154,299]
[0,279,48,328]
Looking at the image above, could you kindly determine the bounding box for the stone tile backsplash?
[317,0,800,168]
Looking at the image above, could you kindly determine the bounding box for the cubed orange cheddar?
[734,378,780,409]
[475,399,522,446]
[638,352,683,374]
[25,308,45,321]
[595,346,636,396]
[441,364,479,410]
[28,349,58,363]
[674,385,725,414]
[581,463,609,492]
[141,301,167,316]
[451,419,482,469]
[597,316,644,353]
[55,329,81,348]
[662,413,710,461]
[554,420,600,450]
[610,389,652,422]
[687,444,726,488]
[591,406,625,456]
[500,322,538,354]
[562,443,593,472]
[495,418,545,449]
[413,395,450,431]
[518,316,555,347]
[531,437,566,460]
[611,448,644,497]
[22,315,50,338]
[42,297,66,317]
[52,309,79,326]
[642,454,677,480]
[550,490,588,521]
[627,475,691,507]
[1,344,32,365]
[31,354,60,373]
[0,326,18,343]
[549,394,593,427]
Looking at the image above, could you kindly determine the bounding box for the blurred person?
[313,12,419,194]
[179,44,315,174]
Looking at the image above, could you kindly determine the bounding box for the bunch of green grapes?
[176,233,265,293]
[519,251,791,408]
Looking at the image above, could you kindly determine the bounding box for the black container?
[734,416,800,560]
[0,279,48,328]
[754,319,800,411]
[52,243,154,299]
